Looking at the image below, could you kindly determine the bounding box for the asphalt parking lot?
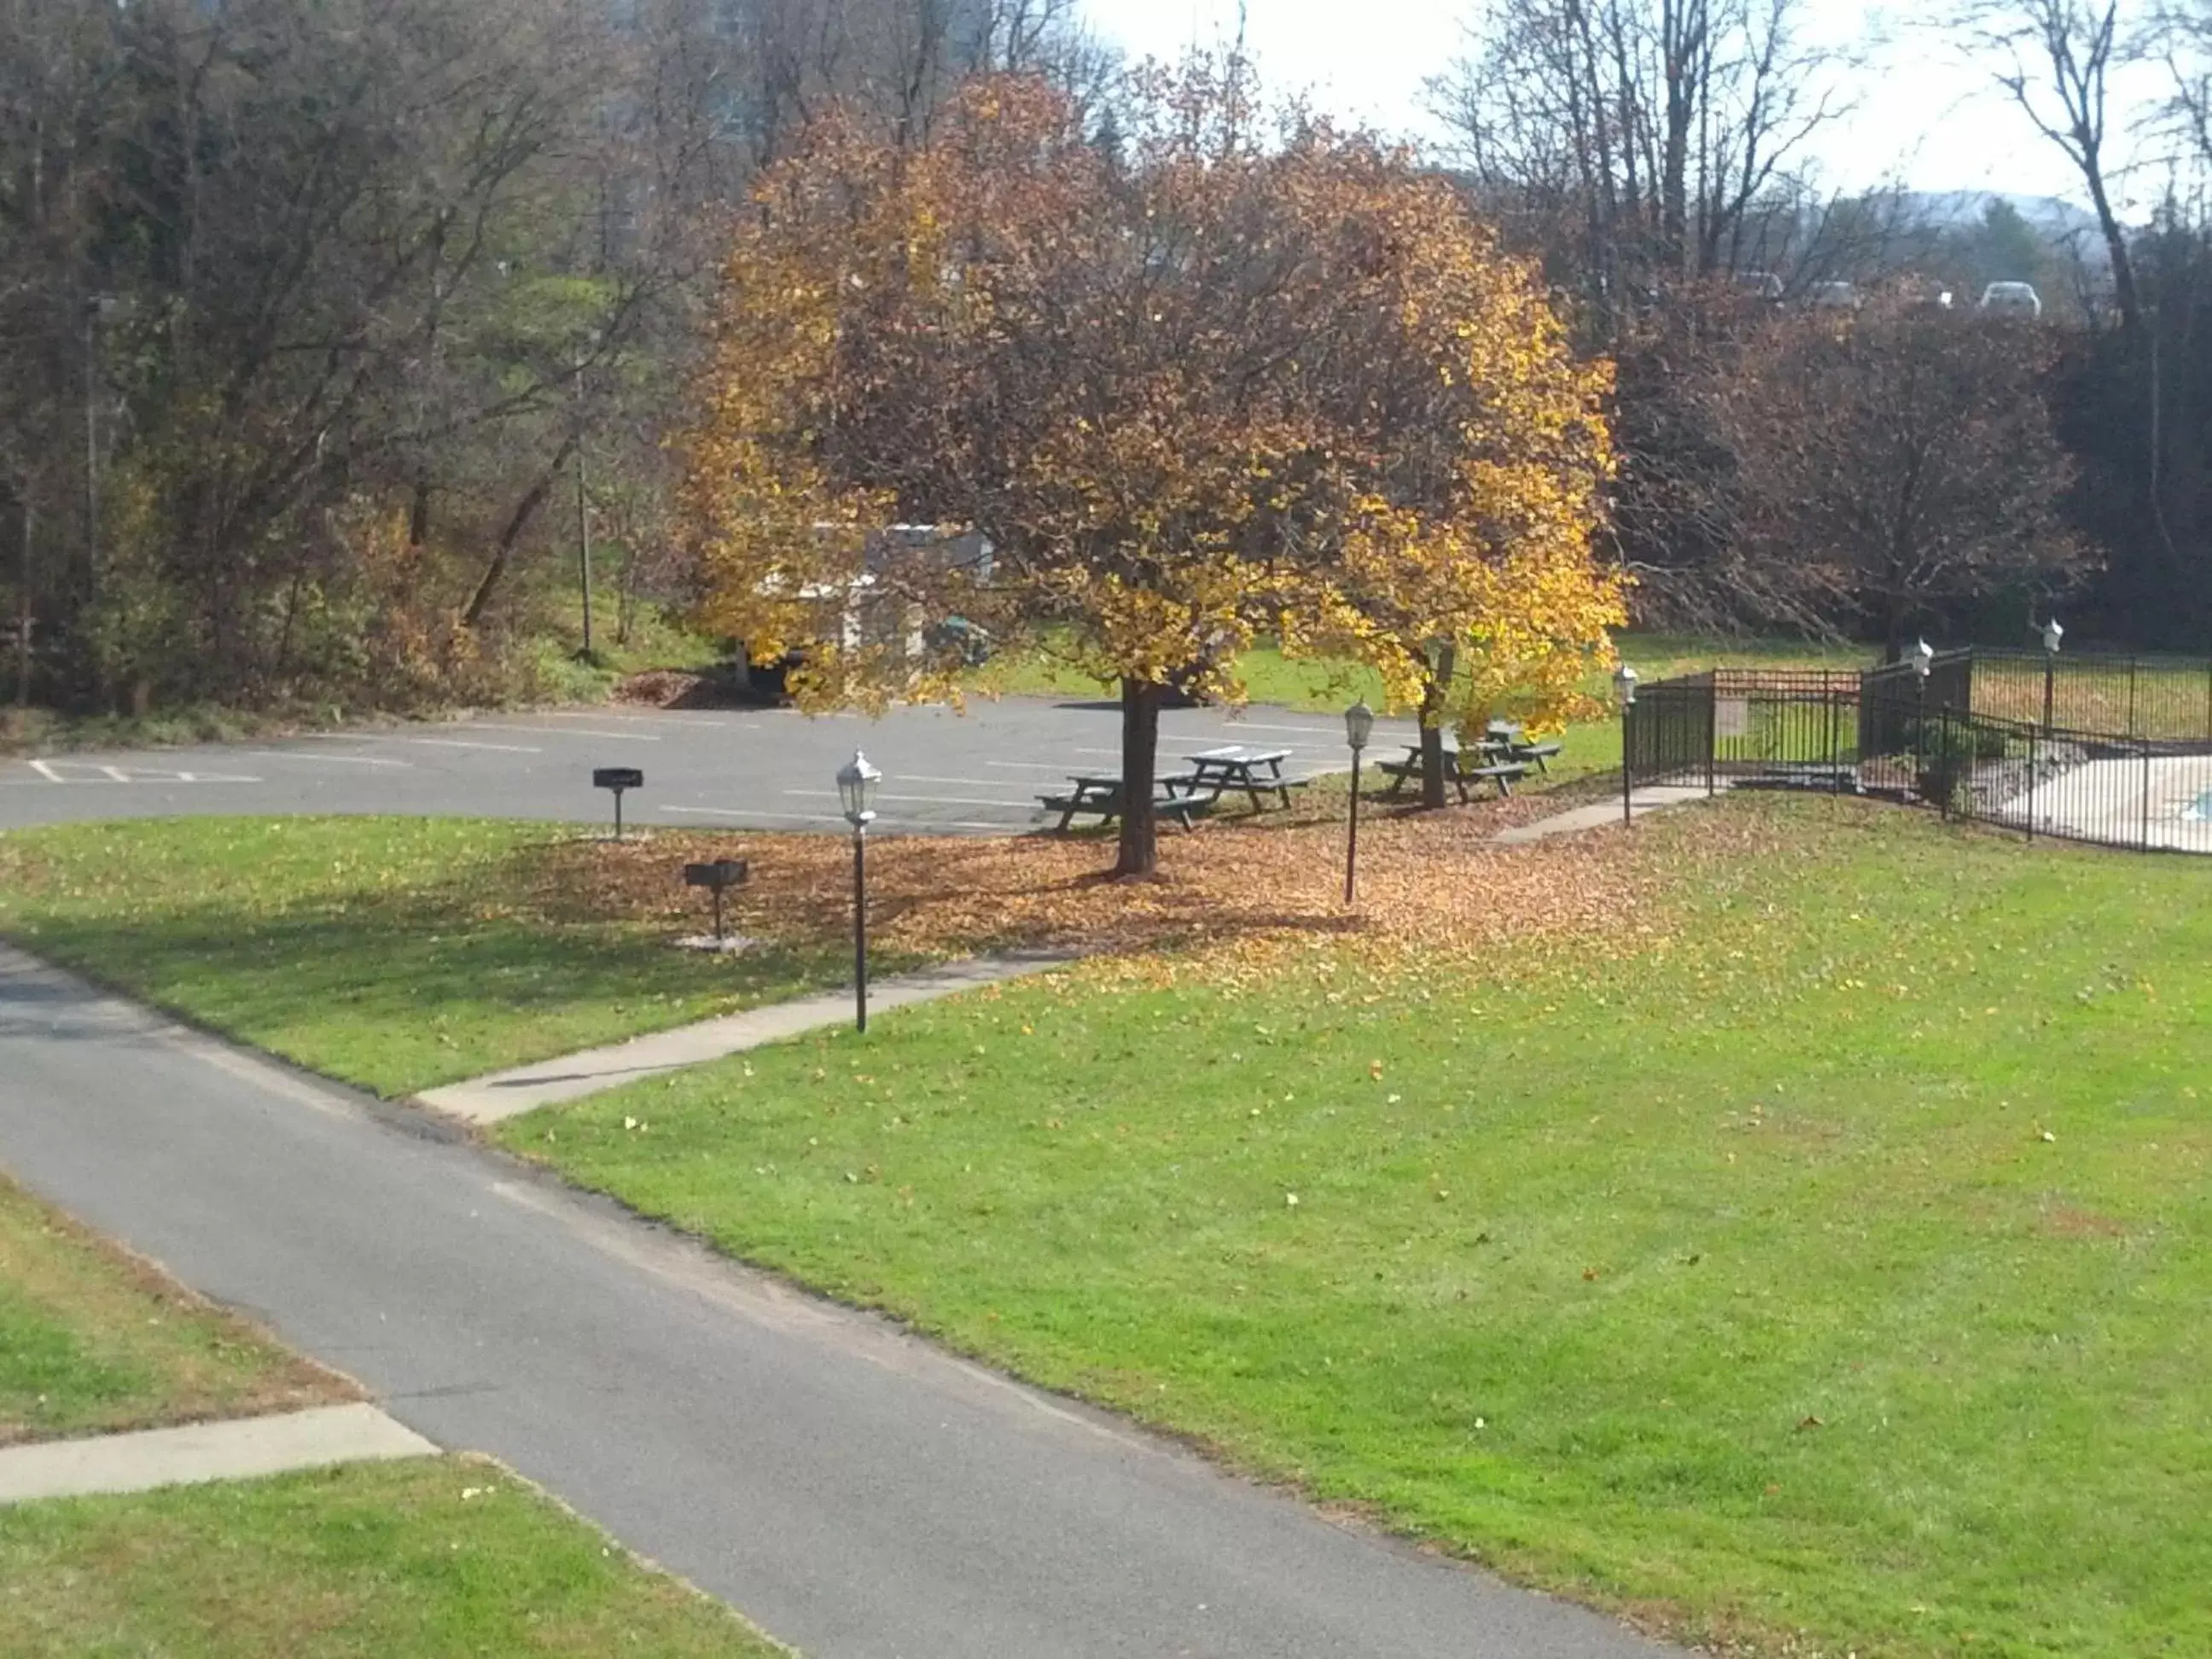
[0,697,1421,835]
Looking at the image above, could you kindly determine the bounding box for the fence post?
[1706,684,1718,798]
[1830,690,1843,794]
[1621,698,1634,830]
[2143,738,2154,852]
[1938,707,1951,821]
[2128,655,2139,736]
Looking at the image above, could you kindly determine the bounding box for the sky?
[1079,0,2171,212]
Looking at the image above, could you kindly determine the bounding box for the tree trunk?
[1115,675,1161,876]
[462,434,577,627]
[16,490,32,709]
[2081,156,2139,338]
[408,474,433,547]
[1881,597,1905,665]
[1418,643,1457,809]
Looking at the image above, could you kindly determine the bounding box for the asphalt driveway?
[0,699,1420,835]
[0,946,1678,1659]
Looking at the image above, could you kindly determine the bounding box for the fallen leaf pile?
[530,782,1693,987]
[612,670,752,709]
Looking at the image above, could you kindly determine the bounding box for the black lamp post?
[836,749,882,1032]
[1910,637,1934,799]
[2040,616,2063,736]
[1342,698,1375,905]
[1615,664,1638,828]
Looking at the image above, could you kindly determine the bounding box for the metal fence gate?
[1625,649,2212,855]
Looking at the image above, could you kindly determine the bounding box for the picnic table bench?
[1376,743,1530,803]
[1038,772,1214,833]
[1484,720,1563,774]
[1183,746,1307,812]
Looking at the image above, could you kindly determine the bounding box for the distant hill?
[1902,190,2110,266]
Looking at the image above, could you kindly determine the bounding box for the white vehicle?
[1807,280,1861,311]
[1979,281,2043,317]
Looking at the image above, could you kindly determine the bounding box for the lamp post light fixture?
[836,750,882,1032]
[1342,698,1376,905]
[2040,616,2064,735]
[1614,664,1639,828]
[1909,638,1934,802]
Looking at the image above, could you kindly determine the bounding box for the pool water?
[2184,790,2212,822]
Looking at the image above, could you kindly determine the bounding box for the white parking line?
[406,738,543,754]
[300,734,389,744]
[1071,745,1338,760]
[982,760,1078,771]
[664,805,1017,831]
[20,760,262,785]
[242,750,413,769]
[545,711,750,731]
[666,805,843,824]
[463,723,663,742]
[1212,720,1367,736]
[884,774,1045,790]
[782,789,1032,810]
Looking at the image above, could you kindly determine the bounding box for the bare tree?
[1429,0,1848,335]
[1706,301,2093,655]
[1965,0,2143,333]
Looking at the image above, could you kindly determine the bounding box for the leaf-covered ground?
[0,789,1643,1093]
[504,795,2212,1659]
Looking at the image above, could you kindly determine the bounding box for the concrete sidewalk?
[0,941,1677,1659]
[0,1404,435,1505]
[1494,784,1715,844]
[416,952,1073,1123]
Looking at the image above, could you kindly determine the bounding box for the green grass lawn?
[0,1174,346,1447]
[975,630,1868,713]
[0,1456,787,1657]
[502,796,2212,1658]
[978,631,1869,797]
[0,818,871,1097]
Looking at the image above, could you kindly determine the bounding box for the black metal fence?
[1907,701,2212,854]
[1627,649,2212,855]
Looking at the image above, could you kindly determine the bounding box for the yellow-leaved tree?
[682,61,1623,873]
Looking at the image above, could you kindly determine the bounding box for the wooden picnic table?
[1375,742,1528,803]
[1487,721,1563,772]
[1184,746,1300,811]
[1038,771,1210,833]
[1388,723,1561,777]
